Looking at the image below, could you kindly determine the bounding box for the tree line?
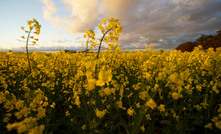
[175,30,221,52]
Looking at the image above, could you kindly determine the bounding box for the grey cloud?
[41,0,221,50]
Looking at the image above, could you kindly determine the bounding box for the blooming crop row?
[0,46,221,134]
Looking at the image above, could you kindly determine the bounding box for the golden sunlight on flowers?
[146,99,157,110]
[204,123,213,129]
[103,87,112,96]
[158,104,166,112]
[1,17,221,134]
[87,78,96,91]
[50,102,55,108]
[95,108,107,119]
[96,66,112,86]
[171,92,180,100]
[127,107,135,116]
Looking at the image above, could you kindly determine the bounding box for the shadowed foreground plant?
[20,18,41,73]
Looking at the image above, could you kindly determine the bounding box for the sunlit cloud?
[41,0,221,49]
[42,0,98,33]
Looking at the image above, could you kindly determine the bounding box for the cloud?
[51,39,72,43]
[2,45,83,52]
[42,0,98,33]
[41,0,221,49]
[42,0,57,19]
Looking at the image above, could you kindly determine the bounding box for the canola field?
[0,47,221,134]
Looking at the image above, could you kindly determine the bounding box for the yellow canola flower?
[212,84,219,94]
[21,36,25,39]
[146,114,152,120]
[95,108,107,119]
[87,78,96,91]
[204,123,212,129]
[21,26,24,30]
[196,85,202,92]
[136,103,141,108]
[96,80,105,87]
[108,43,114,50]
[27,20,33,26]
[37,107,46,119]
[146,99,157,110]
[104,37,109,43]
[168,72,179,83]
[158,104,166,112]
[50,102,55,108]
[15,100,24,110]
[102,18,107,23]
[3,117,10,123]
[99,23,105,34]
[144,72,151,80]
[83,34,86,38]
[140,125,145,132]
[171,92,180,100]
[29,26,33,30]
[33,18,37,22]
[215,121,221,129]
[116,101,126,110]
[75,96,81,107]
[103,87,112,96]
[96,66,112,87]
[28,125,45,134]
[127,107,135,116]
[81,124,86,130]
[65,110,70,116]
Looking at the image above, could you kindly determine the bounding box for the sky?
[0,0,221,52]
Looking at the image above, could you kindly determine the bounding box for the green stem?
[86,37,89,53]
[96,28,112,60]
[95,28,113,77]
[26,30,32,73]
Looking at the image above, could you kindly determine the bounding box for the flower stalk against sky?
[96,17,122,59]
[20,18,41,73]
[83,17,122,77]
[83,29,96,53]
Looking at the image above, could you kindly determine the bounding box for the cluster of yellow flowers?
[1,17,221,133]
[21,18,41,45]
[82,18,123,57]
[1,45,220,133]
[83,29,96,52]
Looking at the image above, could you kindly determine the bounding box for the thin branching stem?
[96,28,113,59]
[95,28,113,78]
[26,30,32,73]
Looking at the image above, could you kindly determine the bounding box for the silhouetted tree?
[175,42,196,52]
[175,30,221,52]
[195,34,214,50]
[211,30,221,50]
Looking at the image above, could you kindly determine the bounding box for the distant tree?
[211,30,221,50]
[195,34,214,51]
[175,41,196,52]
[175,30,221,52]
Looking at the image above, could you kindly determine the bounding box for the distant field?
[0,47,221,133]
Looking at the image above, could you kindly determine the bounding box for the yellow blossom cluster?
[0,17,221,133]
[20,18,41,45]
